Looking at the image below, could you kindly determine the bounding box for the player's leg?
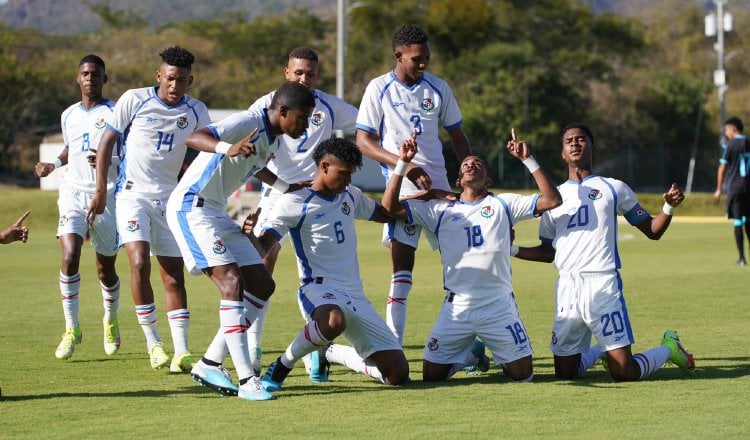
[384,221,418,346]
[728,197,746,265]
[94,252,120,355]
[241,262,275,375]
[550,274,598,379]
[55,233,84,360]
[480,297,534,382]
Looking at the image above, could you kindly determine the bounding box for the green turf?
[0,189,748,438]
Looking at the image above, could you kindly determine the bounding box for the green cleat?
[103,318,120,356]
[170,352,197,373]
[149,342,170,370]
[55,327,82,360]
[465,338,490,376]
[661,330,695,371]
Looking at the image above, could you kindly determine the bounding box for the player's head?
[77,54,107,99]
[392,25,430,83]
[456,155,492,192]
[269,81,315,139]
[725,116,744,140]
[285,47,319,91]
[312,137,362,194]
[155,46,195,105]
[560,123,595,167]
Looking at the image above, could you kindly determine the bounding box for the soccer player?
[246,47,358,373]
[245,137,410,390]
[35,55,121,360]
[515,123,695,382]
[356,24,472,346]
[381,132,561,382]
[87,46,211,372]
[713,116,750,266]
[0,211,30,244]
[167,81,315,401]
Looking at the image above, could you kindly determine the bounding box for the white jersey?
[108,86,210,199]
[168,109,278,213]
[356,71,463,196]
[60,99,118,192]
[404,193,538,308]
[249,89,357,183]
[263,185,379,293]
[539,175,650,273]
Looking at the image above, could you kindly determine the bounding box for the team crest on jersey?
[176,116,189,129]
[421,98,435,111]
[212,240,226,254]
[58,215,68,227]
[95,117,106,129]
[588,189,602,200]
[427,337,439,351]
[480,205,494,218]
[403,223,417,236]
[126,220,139,232]
[341,201,351,215]
[310,111,325,127]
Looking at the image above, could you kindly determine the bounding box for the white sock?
[59,272,80,328]
[167,308,190,357]
[248,297,269,371]
[203,328,229,364]
[279,321,330,368]
[220,300,253,380]
[242,291,267,326]
[325,344,385,384]
[100,279,120,321]
[634,346,671,380]
[135,303,161,351]
[385,270,412,345]
[578,345,603,377]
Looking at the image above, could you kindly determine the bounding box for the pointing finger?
[14,211,31,227]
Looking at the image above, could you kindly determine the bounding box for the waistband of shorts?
[445,291,455,303]
[558,269,617,279]
[302,276,325,285]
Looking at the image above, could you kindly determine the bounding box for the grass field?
[0,188,749,439]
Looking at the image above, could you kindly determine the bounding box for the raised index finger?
[511,128,517,141]
[244,127,260,142]
[14,210,31,226]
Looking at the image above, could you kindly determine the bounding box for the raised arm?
[515,242,556,263]
[356,128,432,191]
[635,183,684,240]
[186,127,260,157]
[380,137,418,221]
[506,129,562,214]
[447,126,472,162]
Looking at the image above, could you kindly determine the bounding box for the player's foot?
[250,347,262,377]
[238,376,275,401]
[261,358,291,392]
[661,330,695,371]
[191,359,238,396]
[736,257,746,266]
[55,327,82,360]
[465,338,490,375]
[170,352,196,373]
[148,342,170,370]
[309,346,330,383]
[103,318,120,356]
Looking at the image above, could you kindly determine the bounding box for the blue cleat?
[465,338,490,376]
[261,359,291,392]
[191,360,239,396]
[309,347,330,383]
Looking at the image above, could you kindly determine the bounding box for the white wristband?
[215,141,232,155]
[510,245,519,257]
[271,179,290,193]
[522,156,540,174]
[53,158,63,169]
[662,202,675,216]
[111,156,121,166]
[393,159,409,177]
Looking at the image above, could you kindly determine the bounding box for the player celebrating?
[246,47,359,374]
[713,116,750,266]
[87,46,211,372]
[35,55,121,360]
[356,24,472,346]
[0,211,30,245]
[381,132,561,381]
[245,138,409,391]
[516,123,695,381]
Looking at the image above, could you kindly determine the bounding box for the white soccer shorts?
[116,195,181,257]
[57,184,119,256]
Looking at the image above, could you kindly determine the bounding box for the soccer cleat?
[191,360,239,396]
[55,327,82,360]
[170,352,197,373]
[308,347,330,383]
[737,258,747,266]
[238,376,275,401]
[148,342,170,370]
[250,347,262,378]
[661,330,695,371]
[103,318,120,356]
[465,338,490,375]
[261,359,291,392]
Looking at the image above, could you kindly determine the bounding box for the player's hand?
[406,165,431,191]
[399,130,418,162]
[288,180,313,192]
[87,149,97,168]
[35,162,55,178]
[86,192,106,226]
[713,189,722,202]
[228,128,259,158]
[663,183,685,208]
[0,211,30,244]
[506,128,530,161]
[242,207,261,237]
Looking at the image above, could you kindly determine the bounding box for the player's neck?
[459,187,488,203]
[81,95,105,110]
[393,69,419,87]
[568,165,593,182]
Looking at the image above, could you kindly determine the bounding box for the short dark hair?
[392,25,429,51]
[159,46,195,69]
[312,137,363,170]
[79,54,105,71]
[270,81,315,110]
[289,47,319,63]
[561,122,595,145]
[726,116,744,133]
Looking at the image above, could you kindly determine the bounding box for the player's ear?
[102,73,108,84]
[155,70,161,83]
[279,105,289,118]
[188,75,194,86]
[394,49,402,62]
[320,160,329,174]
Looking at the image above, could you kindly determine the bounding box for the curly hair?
[312,137,363,170]
[269,81,315,111]
[561,123,595,145]
[726,116,744,133]
[159,46,195,69]
[289,47,319,63]
[79,54,105,70]
[392,25,429,51]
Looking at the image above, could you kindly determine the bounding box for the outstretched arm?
[447,127,472,162]
[635,183,684,240]
[506,129,562,214]
[381,136,418,221]
[515,241,556,263]
[241,207,279,257]
[357,129,432,191]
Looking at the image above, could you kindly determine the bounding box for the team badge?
[58,215,68,227]
[403,223,417,236]
[480,205,494,218]
[551,331,558,345]
[310,111,325,127]
[341,201,351,215]
[427,337,439,351]
[635,208,645,217]
[126,220,139,232]
[421,98,435,111]
[176,116,189,129]
[212,240,226,254]
[588,189,602,200]
[95,117,106,129]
